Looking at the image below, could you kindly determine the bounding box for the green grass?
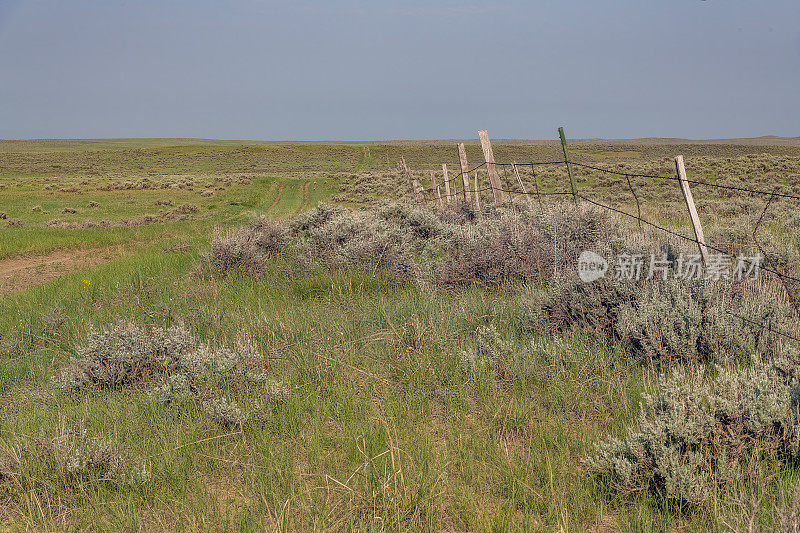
[1,139,800,530]
[0,175,337,259]
[1,251,653,530]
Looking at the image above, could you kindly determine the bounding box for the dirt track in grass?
[0,247,115,294]
[296,181,311,214]
[266,184,285,213]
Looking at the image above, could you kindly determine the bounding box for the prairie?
[1,137,800,531]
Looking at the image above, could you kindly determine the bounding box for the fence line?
[397,130,800,344]
[428,160,800,203]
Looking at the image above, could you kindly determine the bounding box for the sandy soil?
[0,247,115,295]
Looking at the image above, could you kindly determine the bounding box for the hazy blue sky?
[1,0,798,140]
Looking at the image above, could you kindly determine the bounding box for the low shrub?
[459,324,512,375]
[537,276,797,364]
[54,322,287,426]
[439,203,617,286]
[296,209,416,279]
[54,322,196,391]
[614,280,744,365]
[583,356,800,509]
[202,201,621,285]
[288,202,347,235]
[535,278,638,336]
[0,419,149,497]
[201,397,278,428]
[375,201,451,243]
[201,216,286,275]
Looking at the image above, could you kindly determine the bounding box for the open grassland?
[1,139,800,531]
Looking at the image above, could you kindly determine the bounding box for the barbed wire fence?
[397,129,800,344]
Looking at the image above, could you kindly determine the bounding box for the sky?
[0,0,798,141]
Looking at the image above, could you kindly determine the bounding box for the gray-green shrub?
[439,203,616,286]
[201,216,286,275]
[54,322,195,391]
[537,277,797,364]
[54,322,287,426]
[202,200,621,286]
[583,357,800,508]
[0,420,149,496]
[459,324,512,375]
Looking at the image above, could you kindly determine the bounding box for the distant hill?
[1,136,799,151]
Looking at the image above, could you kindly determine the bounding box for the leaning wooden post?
[675,155,709,266]
[431,171,443,208]
[558,127,578,206]
[442,164,452,204]
[478,130,504,205]
[458,143,472,204]
[401,157,423,204]
[400,156,413,197]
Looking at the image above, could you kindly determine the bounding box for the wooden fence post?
[442,164,452,204]
[400,157,414,199]
[478,130,504,205]
[458,143,472,204]
[675,155,709,265]
[558,127,578,206]
[401,157,423,204]
[431,171,443,208]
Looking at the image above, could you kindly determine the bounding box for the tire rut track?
[296,181,311,214]
[266,183,285,213]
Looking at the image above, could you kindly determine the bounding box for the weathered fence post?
[431,171,443,208]
[401,157,423,204]
[512,162,534,210]
[458,143,472,204]
[442,164,452,204]
[558,127,578,206]
[400,157,414,200]
[675,155,709,266]
[478,130,504,205]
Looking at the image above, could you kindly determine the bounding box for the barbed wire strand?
[409,154,800,341]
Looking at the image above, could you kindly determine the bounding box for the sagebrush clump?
[459,324,513,375]
[54,322,287,427]
[537,275,797,364]
[584,355,800,508]
[293,206,416,280]
[203,200,621,286]
[54,322,195,391]
[200,216,286,275]
[0,419,149,497]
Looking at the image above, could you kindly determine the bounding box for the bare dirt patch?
[0,247,116,294]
